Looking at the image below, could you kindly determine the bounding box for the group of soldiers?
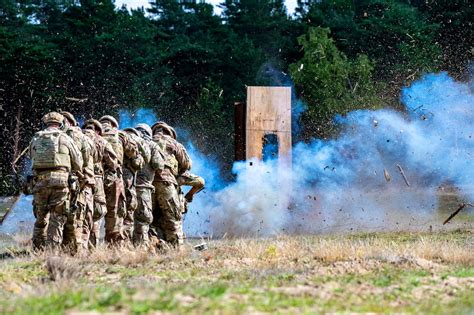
[27,111,204,253]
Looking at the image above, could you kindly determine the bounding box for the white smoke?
[187,72,474,236]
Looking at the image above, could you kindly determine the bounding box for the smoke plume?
[188,72,474,236]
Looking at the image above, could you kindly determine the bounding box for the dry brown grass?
[206,232,474,268]
[0,230,472,314]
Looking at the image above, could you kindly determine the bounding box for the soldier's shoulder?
[59,131,76,142]
[175,141,188,152]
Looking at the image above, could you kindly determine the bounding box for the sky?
[116,0,298,15]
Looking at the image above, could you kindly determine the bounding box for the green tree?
[147,0,265,166]
[221,0,301,76]
[410,0,473,76]
[354,0,441,79]
[0,0,63,194]
[289,27,380,140]
[297,0,441,81]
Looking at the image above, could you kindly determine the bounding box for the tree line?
[0,0,472,195]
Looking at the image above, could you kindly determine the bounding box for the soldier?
[29,112,83,250]
[82,119,118,247]
[122,128,145,241]
[132,123,165,246]
[99,115,139,244]
[150,121,191,248]
[60,111,94,253]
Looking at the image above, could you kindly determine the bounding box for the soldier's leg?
[133,188,153,246]
[177,187,187,240]
[32,188,50,251]
[123,185,137,241]
[80,185,94,250]
[149,188,160,238]
[46,188,70,250]
[89,177,106,248]
[104,179,125,244]
[62,191,85,254]
[90,202,106,248]
[154,182,183,247]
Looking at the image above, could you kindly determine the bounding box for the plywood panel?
[246,87,292,162]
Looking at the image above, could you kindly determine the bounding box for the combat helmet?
[123,127,140,137]
[83,119,103,135]
[151,121,177,140]
[60,111,77,126]
[135,123,152,138]
[99,115,119,128]
[42,112,64,125]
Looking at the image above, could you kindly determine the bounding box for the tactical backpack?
[30,130,71,170]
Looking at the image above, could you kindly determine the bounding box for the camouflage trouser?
[63,185,94,253]
[104,171,126,244]
[177,186,186,240]
[75,185,93,250]
[133,187,153,246]
[151,182,183,247]
[122,168,138,241]
[88,176,107,248]
[32,172,70,251]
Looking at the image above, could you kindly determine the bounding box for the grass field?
[0,229,472,314]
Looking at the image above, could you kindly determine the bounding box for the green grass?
[0,229,472,314]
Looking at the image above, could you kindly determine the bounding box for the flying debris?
[443,203,473,225]
[194,242,208,251]
[396,164,410,187]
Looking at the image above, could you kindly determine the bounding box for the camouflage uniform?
[82,119,118,248]
[99,116,139,244]
[132,124,165,246]
[151,122,191,247]
[60,112,94,253]
[122,128,145,241]
[29,112,83,250]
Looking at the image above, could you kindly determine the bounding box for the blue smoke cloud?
[198,72,474,236]
[119,108,158,128]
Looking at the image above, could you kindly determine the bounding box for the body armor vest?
[31,130,71,170]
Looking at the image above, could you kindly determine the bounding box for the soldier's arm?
[141,140,151,164]
[149,142,165,171]
[175,142,192,174]
[180,173,205,203]
[63,135,83,172]
[123,133,144,170]
[103,142,118,171]
[81,133,92,163]
[119,131,138,159]
[81,134,94,173]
